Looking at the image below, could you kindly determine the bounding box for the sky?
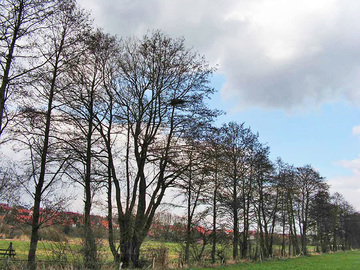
[76,0,360,210]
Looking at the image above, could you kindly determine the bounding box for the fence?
[0,242,16,270]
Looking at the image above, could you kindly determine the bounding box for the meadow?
[0,238,183,268]
[1,239,360,269]
[192,250,360,270]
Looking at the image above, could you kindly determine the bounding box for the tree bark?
[232,178,239,260]
[107,158,119,262]
[211,165,218,264]
[82,72,99,270]
[185,157,192,264]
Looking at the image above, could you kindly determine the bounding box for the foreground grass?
[0,239,181,262]
[2,239,360,269]
[192,250,360,270]
[0,238,87,262]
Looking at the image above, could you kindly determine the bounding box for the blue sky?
[210,74,360,169]
[209,74,360,208]
[78,0,360,210]
[209,73,360,173]
[209,75,360,210]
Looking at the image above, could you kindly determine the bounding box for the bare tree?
[273,158,293,256]
[175,140,210,264]
[203,128,223,264]
[59,29,114,270]
[218,122,257,260]
[252,145,276,259]
[0,157,21,204]
[9,1,91,268]
[112,31,217,267]
[0,0,54,139]
[296,165,326,255]
[330,192,344,251]
[90,32,122,263]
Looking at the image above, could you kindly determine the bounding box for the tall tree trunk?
[211,167,218,264]
[119,217,149,268]
[185,220,191,263]
[241,184,251,259]
[131,235,142,268]
[96,121,123,264]
[332,229,337,251]
[27,32,64,268]
[27,190,41,270]
[268,189,279,257]
[281,201,286,256]
[257,213,266,258]
[27,73,53,269]
[83,149,98,269]
[301,223,307,255]
[83,81,98,270]
[232,175,239,260]
[257,183,267,258]
[241,204,248,259]
[288,198,300,255]
[301,197,309,255]
[107,158,119,262]
[102,96,120,263]
[281,214,286,256]
[185,159,192,264]
[119,212,136,267]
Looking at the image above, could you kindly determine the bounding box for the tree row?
[1,1,359,269]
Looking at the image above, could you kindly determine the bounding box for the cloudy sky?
[77,0,360,210]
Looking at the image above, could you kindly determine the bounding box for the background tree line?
[167,122,360,265]
[1,0,360,269]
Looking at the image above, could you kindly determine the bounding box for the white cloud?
[328,174,360,211]
[77,0,360,111]
[329,155,360,210]
[352,125,360,136]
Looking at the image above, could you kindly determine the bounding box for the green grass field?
[1,239,360,269]
[191,250,360,270]
[0,238,181,262]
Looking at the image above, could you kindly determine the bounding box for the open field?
[0,238,182,263]
[1,239,360,269]
[0,239,82,261]
[191,250,360,270]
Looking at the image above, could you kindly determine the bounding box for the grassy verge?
[2,239,360,269]
[191,250,360,270]
[0,239,83,261]
[0,238,182,262]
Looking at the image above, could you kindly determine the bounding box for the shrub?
[39,227,68,242]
